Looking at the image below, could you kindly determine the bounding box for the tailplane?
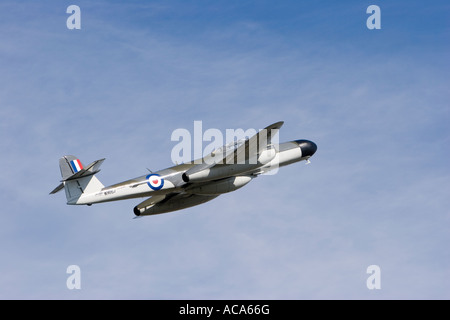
[50,155,105,205]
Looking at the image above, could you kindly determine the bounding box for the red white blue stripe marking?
[70,159,83,173]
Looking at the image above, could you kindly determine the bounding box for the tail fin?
[50,155,105,205]
[60,155,84,180]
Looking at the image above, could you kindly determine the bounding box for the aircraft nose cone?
[295,140,317,158]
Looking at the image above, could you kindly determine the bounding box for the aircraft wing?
[182,121,283,183]
[136,121,284,215]
[224,121,283,164]
[134,192,218,216]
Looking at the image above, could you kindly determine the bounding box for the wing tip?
[266,121,284,130]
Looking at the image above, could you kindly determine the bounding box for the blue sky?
[0,0,449,299]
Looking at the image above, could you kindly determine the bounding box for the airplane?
[50,121,317,217]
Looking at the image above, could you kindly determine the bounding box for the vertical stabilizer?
[59,155,84,180]
[64,175,104,204]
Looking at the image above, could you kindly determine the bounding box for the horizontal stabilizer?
[49,182,64,194]
[65,158,105,181]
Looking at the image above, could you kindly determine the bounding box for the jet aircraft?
[50,121,317,217]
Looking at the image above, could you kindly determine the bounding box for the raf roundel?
[146,174,164,190]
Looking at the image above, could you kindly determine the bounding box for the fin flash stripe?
[70,159,83,173]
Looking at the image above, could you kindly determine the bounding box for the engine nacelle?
[183,147,276,183]
[185,175,252,195]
